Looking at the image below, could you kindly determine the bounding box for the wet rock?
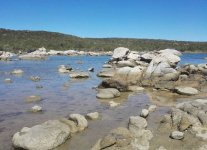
[98,79,128,92]
[12,120,70,150]
[25,95,42,103]
[97,69,115,78]
[86,112,99,120]
[129,116,147,133]
[4,78,12,83]
[109,101,120,107]
[88,67,94,72]
[128,86,144,92]
[31,105,42,112]
[11,69,24,75]
[36,85,43,89]
[112,47,129,59]
[170,131,184,140]
[148,105,157,112]
[30,76,40,82]
[69,114,88,131]
[69,72,89,78]
[140,109,149,118]
[175,86,198,95]
[59,118,78,133]
[100,135,116,149]
[96,88,120,99]
[58,65,73,73]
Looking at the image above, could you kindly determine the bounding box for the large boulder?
[12,120,70,150]
[112,47,129,59]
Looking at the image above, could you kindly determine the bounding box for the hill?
[0,28,207,52]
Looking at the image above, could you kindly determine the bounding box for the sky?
[0,0,207,41]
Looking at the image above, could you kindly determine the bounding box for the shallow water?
[0,54,207,150]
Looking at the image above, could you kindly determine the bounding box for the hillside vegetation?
[0,28,207,52]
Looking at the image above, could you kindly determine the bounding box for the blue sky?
[0,0,207,41]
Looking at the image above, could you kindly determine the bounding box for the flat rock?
[69,114,88,131]
[12,120,70,150]
[96,88,120,99]
[25,95,42,103]
[69,72,89,78]
[175,86,199,95]
[86,112,99,120]
[170,131,184,140]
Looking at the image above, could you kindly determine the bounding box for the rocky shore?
[1,47,207,149]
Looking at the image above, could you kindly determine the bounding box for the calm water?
[0,54,206,150]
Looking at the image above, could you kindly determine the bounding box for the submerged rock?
[31,105,42,112]
[109,101,120,107]
[11,69,24,75]
[30,76,40,82]
[12,120,70,150]
[25,95,42,103]
[69,72,89,78]
[96,88,120,99]
[4,78,12,83]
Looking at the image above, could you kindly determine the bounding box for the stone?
[58,65,73,73]
[4,78,12,83]
[31,105,42,112]
[69,72,89,78]
[59,118,78,133]
[12,120,70,150]
[148,105,157,112]
[175,86,199,95]
[109,101,120,107]
[0,51,14,60]
[36,85,43,89]
[88,67,94,72]
[100,135,116,149]
[97,69,115,78]
[128,86,145,92]
[96,88,120,99]
[86,112,99,120]
[102,64,112,68]
[170,131,184,140]
[197,111,207,126]
[98,79,128,92]
[69,114,88,131]
[156,146,167,150]
[141,53,157,63]
[30,76,40,82]
[129,116,147,133]
[112,47,129,59]
[25,95,42,103]
[117,60,136,67]
[140,109,149,118]
[11,69,24,75]
[127,51,140,61]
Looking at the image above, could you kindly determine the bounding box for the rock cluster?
[0,51,15,60]
[92,115,153,150]
[160,99,207,141]
[96,47,207,98]
[12,112,98,150]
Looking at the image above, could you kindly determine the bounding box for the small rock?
[4,78,12,83]
[129,116,147,131]
[102,64,112,68]
[30,76,40,82]
[11,69,24,75]
[31,105,42,112]
[140,109,149,118]
[25,95,42,103]
[69,72,89,78]
[96,88,120,99]
[88,67,94,72]
[128,86,144,92]
[109,101,120,107]
[86,112,99,120]
[59,118,78,133]
[148,105,157,112]
[170,131,184,140]
[36,85,43,89]
[69,114,88,131]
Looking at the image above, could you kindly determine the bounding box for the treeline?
[0,28,207,52]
